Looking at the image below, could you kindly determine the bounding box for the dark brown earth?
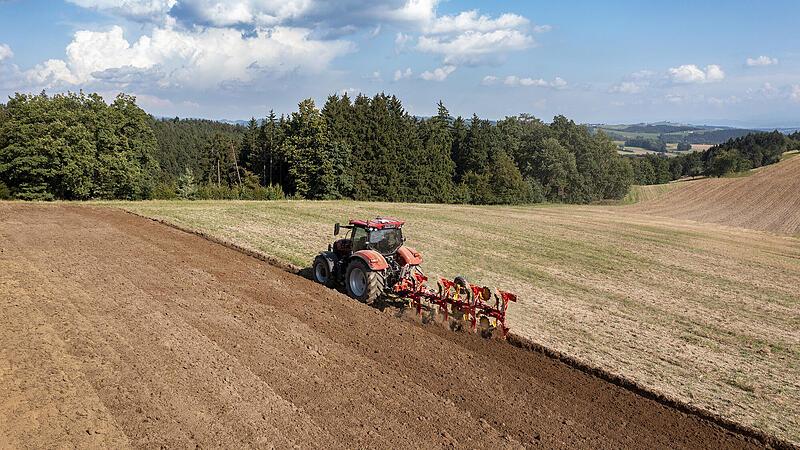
[0,204,767,448]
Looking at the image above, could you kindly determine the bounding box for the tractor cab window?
[351,227,368,252]
[368,228,404,255]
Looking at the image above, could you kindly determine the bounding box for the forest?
[1,91,795,202]
[628,130,798,185]
[0,91,631,204]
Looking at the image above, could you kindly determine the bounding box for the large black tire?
[313,255,337,288]
[345,259,384,304]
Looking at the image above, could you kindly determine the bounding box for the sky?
[0,0,798,126]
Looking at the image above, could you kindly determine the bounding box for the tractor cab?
[333,218,405,257]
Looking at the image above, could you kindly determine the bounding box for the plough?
[393,266,517,337]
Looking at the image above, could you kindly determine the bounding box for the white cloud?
[745,55,778,67]
[67,0,178,22]
[23,24,353,89]
[0,43,13,62]
[481,75,497,85]
[668,64,724,84]
[394,32,412,54]
[419,65,455,81]
[504,75,546,87]
[611,81,646,94]
[502,75,566,89]
[363,71,382,81]
[387,0,438,26]
[532,24,551,33]
[416,29,533,65]
[550,76,567,89]
[393,67,412,81]
[424,10,528,34]
[790,85,800,102]
[337,87,361,96]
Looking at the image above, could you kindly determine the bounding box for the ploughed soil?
[0,204,765,448]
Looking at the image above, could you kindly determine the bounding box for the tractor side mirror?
[334,223,340,236]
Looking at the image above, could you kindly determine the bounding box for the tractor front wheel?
[345,259,384,304]
[313,255,337,288]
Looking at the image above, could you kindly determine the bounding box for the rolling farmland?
[2,153,799,447]
[85,155,800,444]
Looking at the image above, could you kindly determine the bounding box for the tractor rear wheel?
[345,259,384,304]
[313,255,337,287]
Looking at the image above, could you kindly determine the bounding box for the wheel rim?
[349,267,367,297]
[315,262,328,283]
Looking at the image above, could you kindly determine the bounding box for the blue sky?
[1,0,798,126]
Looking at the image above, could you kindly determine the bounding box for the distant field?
[100,194,800,444]
[631,153,800,234]
[617,183,680,204]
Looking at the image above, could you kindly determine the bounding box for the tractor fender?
[316,251,338,272]
[351,250,388,271]
[396,246,422,266]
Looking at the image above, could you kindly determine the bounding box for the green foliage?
[677,142,692,152]
[627,130,788,184]
[0,180,10,200]
[253,184,285,200]
[151,182,178,200]
[177,167,198,199]
[0,91,158,200]
[625,136,667,152]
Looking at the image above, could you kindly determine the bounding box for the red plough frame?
[392,266,518,338]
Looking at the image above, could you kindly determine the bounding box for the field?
[3,156,798,447]
[631,153,800,234]
[615,141,712,157]
[616,183,682,204]
[0,204,762,448]
[88,157,800,445]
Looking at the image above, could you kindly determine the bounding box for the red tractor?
[313,218,519,337]
[312,218,421,303]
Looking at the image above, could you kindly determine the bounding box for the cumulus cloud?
[611,81,646,94]
[23,24,353,88]
[501,75,566,88]
[21,0,538,94]
[416,29,532,65]
[67,0,178,22]
[791,85,800,102]
[394,32,412,54]
[668,64,724,84]
[408,5,538,65]
[363,71,382,81]
[481,75,497,85]
[0,43,13,62]
[745,55,778,67]
[419,65,455,81]
[424,10,528,34]
[393,67,412,81]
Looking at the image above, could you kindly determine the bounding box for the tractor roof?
[349,217,405,230]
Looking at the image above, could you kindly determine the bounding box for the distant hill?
[629,153,800,234]
[587,122,766,145]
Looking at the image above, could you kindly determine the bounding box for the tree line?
[2,90,634,203]
[627,130,798,185]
